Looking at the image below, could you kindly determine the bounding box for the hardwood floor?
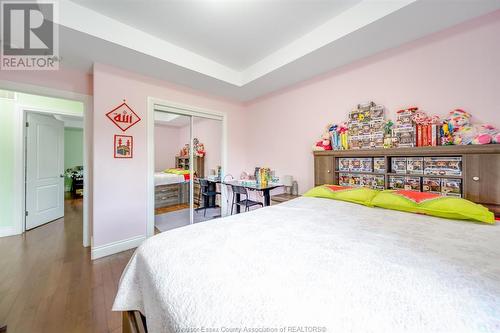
[0,197,134,333]
[154,203,189,215]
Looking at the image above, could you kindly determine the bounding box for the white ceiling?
[71,0,362,70]
[57,0,500,102]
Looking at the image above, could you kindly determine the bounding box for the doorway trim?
[147,97,228,237]
[1,79,92,247]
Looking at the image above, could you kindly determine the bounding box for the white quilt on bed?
[154,172,186,186]
[113,197,500,333]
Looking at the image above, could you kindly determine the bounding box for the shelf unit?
[314,145,500,216]
[175,156,205,178]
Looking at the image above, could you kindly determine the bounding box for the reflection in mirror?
[153,112,191,232]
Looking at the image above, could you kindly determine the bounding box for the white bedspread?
[155,172,186,186]
[113,197,500,333]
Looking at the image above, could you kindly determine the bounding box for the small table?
[223,180,283,213]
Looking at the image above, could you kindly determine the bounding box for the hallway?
[0,198,133,333]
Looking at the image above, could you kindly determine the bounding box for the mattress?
[113,197,500,333]
[154,172,187,186]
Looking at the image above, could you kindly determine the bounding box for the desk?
[223,180,283,213]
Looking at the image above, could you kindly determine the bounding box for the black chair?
[199,179,221,217]
[231,185,263,214]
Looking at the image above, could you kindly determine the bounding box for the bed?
[154,172,189,209]
[113,196,500,333]
[154,172,187,186]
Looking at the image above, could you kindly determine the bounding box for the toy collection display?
[178,137,206,157]
[312,103,500,151]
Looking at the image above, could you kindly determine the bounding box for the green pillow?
[371,190,495,224]
[303,185,380,207]
[163,168,189,175]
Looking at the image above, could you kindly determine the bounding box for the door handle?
[60,174,65,178]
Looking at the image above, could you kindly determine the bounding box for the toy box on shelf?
[423,157,462,176]
[335,157,385,189]
[406,157,424,175]
[373,157,386,173]
[392,107,417,148]
[347,102,385,150]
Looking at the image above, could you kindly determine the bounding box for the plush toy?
[451,123,500,145]
[472,124,500,144]
[446,109,472,132]
[180,144,190,156]
[412,110,429,125]
[481,124,500,144]
[312,131,332,151]
[313,132,332,150]
[195,143,206,157]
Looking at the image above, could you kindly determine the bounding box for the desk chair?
[199,179,221,217]
[230,185,263,214]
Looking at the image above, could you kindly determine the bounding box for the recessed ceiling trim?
[242,0,417,84]
[60,0,242,85]
[61,0,417,86]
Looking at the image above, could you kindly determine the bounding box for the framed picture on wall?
[114,135,133,158]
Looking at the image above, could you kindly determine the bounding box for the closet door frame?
[147,97,227,238]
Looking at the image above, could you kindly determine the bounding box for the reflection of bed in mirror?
[154,172,189,210]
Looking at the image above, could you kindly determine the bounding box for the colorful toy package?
[423,157,462,176]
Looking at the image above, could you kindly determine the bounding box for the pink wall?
[244,10,500,195]
[0,66,92,96]
[93,63,245,247]
[154,125,183,171]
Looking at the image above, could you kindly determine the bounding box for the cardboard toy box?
[422,177,441,193]
[404,176,421,191]
[441,178,462,197]
[406,157,424,175]
[389,176,405,189]
[360,158,373,173]
[338,158,350,172]
[373,157,386,173]
[424,157,462,176]
[339,173,350,186]
[373,175,385,190]
[391,157,407,174]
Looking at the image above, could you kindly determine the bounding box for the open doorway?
[148,100,226,235]
[0,88,88,245]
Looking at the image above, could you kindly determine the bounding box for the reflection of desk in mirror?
[196,178,221,209]
[223,180,283,213]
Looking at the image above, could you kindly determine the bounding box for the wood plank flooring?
[0,197,134,333]
[154,203,189,215]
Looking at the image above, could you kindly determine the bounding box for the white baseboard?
[0,226,20,238]
[91,234,146,260]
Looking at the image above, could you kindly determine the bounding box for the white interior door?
[26,113,65,230]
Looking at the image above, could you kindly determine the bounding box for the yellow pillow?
[371,190,495,224]
[303,185,380,207]
[163,168,189,175]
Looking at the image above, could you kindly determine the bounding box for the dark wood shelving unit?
[385,172,463,180]
[314,145,500,216]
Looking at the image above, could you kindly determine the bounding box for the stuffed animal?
[446,109,471,132]
[412,110,429,125]
[312,131,332,151]
[195,143,206,157]
[451,123,500,145]
[481,124,500,144]
[472,124,500,144]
